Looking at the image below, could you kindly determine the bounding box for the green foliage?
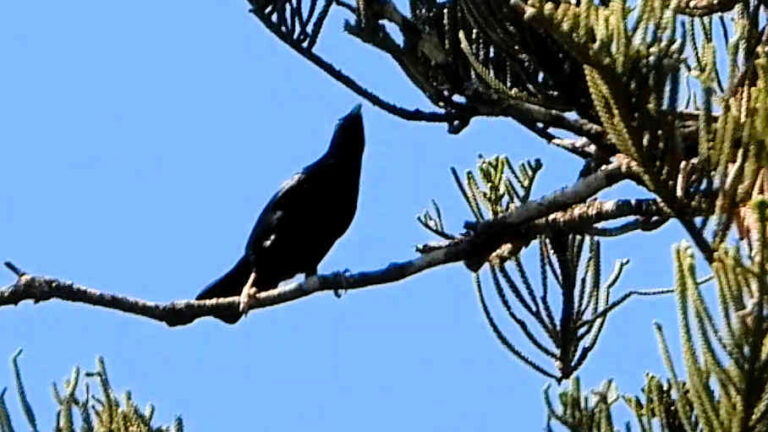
[0,352,183,432]
[518,0,768,252]
[544,377,622,431]
[547,198,768,431]
[471,234,631,381]
[252,0,768,420]
[419,156,669,380]
[418,155,543,234]
[251,0,768,249]
[546,374,695,432]
[409,0,768,386]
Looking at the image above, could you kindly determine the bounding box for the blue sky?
[1,1,691,430]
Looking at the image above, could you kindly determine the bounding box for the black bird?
[196,104,365,322]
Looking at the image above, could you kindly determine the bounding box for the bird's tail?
[196,256,251,323]
[197,256,251,300]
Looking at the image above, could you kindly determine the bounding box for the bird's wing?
[245,171,313,254]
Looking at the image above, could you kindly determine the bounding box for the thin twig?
[586,216,670,237]
[4,261,26,278]
[577,275,714,329]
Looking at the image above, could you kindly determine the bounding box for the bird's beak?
[348,103,363,116]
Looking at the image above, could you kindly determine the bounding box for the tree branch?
[473,98,606,144]
[0,246,469,327]
[466,158,635,234]
[1,159,711,327]
[248,1,468,129]
[585,216,669,237]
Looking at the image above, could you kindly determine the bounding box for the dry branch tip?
[4,262,26,278]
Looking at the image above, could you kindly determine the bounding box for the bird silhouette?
[196,104,365,323]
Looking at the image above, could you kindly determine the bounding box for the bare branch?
[0,244,469,327]
[674,0,738,16]
[585,216,670,237]
[4,262,26,278]
[548,138,600,160]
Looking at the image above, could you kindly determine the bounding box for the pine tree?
[245,0,768,428]
[2,0,767,428]
[0,351,182,432]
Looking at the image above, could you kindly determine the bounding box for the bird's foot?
[333,269,351,298]
[239,287,258,315]
[239,272,258,316]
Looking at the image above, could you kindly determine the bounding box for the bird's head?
[327,104,365,160]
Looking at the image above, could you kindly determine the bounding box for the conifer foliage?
[0,351,182,432]
[2,0,767,428]
[246,0,768,426]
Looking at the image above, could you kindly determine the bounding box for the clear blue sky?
[1,1,691,430]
